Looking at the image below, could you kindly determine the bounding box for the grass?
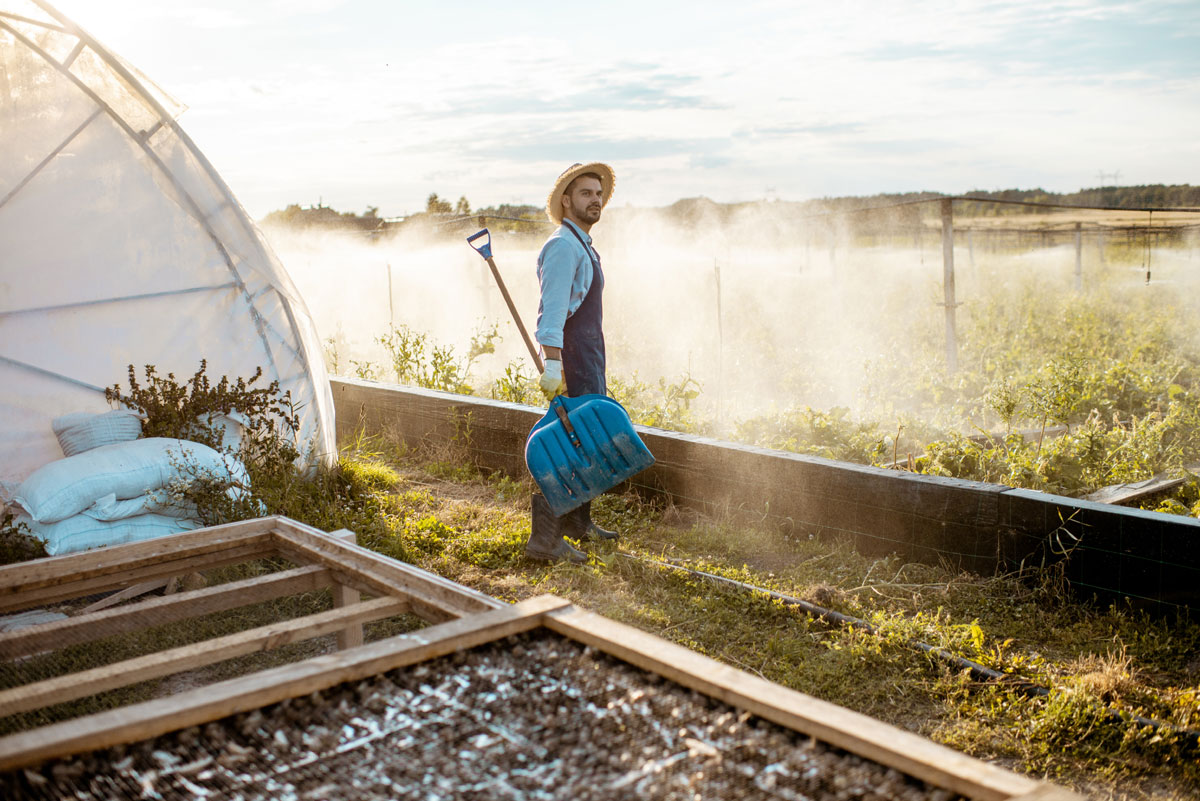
[329,440,1200,801]
[2,432,1196,800]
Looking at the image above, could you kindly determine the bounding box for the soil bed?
[3,631,960,801]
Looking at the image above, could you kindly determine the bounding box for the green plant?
[610,371,706,431]
[350,359,380,381]
[1025,358,1087,450]
[0,509,44,566]
[377,322,500,394]
[105,361,299,464]
[105,364,403,554]
[323,336,340,376]
[490,359,541,406]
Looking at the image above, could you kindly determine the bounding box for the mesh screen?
[0,558,427,739]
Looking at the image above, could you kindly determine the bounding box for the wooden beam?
[330,529,363,649]
[545,605,1043,801]
[0,517,277,613]
[271,518,503,620]
[1007,787,1090,801]
[941,197,959,373]
[76,578,170,615]
[0,596,410,717]
[1083,462,1200,506]
[0,595,568,771]
[0,542,275,614]
[0,565,332,660]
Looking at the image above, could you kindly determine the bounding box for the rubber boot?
[564,500,618,541]
[526,494,586,563]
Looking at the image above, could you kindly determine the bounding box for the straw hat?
[545,162,615,224]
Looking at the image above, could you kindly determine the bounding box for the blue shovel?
[467,228,654,515]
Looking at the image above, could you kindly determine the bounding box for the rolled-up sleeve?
[535,237,576,349]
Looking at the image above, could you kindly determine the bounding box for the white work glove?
[539,359,565,399]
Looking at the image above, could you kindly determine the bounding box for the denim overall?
[561,224,606,398]
[558,223,605,530]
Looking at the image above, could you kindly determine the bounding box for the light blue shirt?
[535,219,598,349]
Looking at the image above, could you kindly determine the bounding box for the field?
[4,202,1197,800]
[277,203,1200,513]
[309,445,1200,801]
[4,437,1198,800]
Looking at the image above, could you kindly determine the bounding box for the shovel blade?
[525,394,655,516]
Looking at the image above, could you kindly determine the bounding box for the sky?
[45,0,1200,219]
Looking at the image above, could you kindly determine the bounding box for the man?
[524,162,619,562]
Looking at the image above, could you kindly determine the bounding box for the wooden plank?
[269,541,444,619]
[271,518,503,619]
[0,595,568,771]
[0,541,275,614]
[0,565,332,660]
[331,527,363,650]
[1007,787,1090,801]
[333,584,363,650]
[1083,462,1200,506]
[0,516,276,595]
[545,605,1040,801]
[0,596,410,717]
[76,578,169,615]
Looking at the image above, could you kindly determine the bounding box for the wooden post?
[940,199,958,374]
[385,263,394,323]
[714,260,723,425]
[331,529,364,650]
[967,230,975,272]
[1080,220,1089,292]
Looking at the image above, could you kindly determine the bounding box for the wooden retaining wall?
[332,377,1200,617]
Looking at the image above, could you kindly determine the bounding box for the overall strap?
[563,223,600,270]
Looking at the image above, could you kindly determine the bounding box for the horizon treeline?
[260,183,1200,232]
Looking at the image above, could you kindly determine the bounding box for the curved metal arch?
[28,0,318,380]
[0,8,303,383]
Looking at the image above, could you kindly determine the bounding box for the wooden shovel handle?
[484,256,544,374]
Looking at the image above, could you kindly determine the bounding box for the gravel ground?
[3,631,965,800]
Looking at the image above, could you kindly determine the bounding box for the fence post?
[385,263,394,322]
[1074,222,1083,292]
[330,529,364,650]
[714,260,723,425]
[940,198,958,373]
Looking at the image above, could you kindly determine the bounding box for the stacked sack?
[8,409,251,555]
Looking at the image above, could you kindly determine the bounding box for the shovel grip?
[552,398,582,448]
[466,228,493,259]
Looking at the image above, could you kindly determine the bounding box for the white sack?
[81,490,196,522]
[13,437,248,524]
[12,511,200,556]
[52,409,143,457]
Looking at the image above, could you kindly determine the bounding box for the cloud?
[740,123,865,138]
[405,67,721,118]
[424,123,732,165]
